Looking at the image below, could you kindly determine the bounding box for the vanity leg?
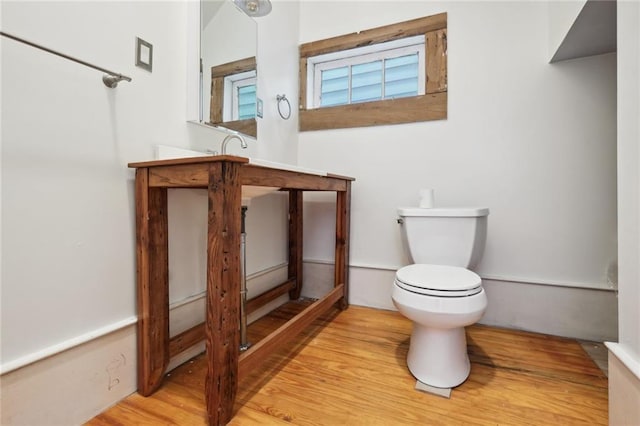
[206,162,242,426]
[288,190,303,300]
[135,168,170,396]
[335,182,351,310]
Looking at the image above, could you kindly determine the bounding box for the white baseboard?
[0,263,290,425]
[606,343,640,425]
[303,261,618,341]
[0,326,137,426]
[479,278,617,341]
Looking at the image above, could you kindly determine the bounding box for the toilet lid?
[395,264,482,297]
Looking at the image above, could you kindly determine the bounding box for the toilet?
[392,206,489,389]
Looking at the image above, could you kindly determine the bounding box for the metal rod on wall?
[1,31,132,88]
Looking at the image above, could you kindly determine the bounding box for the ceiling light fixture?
[233,0,272,17]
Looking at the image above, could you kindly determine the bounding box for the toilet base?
[407,324,471,388]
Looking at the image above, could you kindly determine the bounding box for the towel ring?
[276,94,291,120]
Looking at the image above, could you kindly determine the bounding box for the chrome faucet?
[220,134,248,155]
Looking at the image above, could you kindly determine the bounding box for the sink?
[248,158,327,177]
[155,145,210,160]
[154,146,327,177]
[243,158,327,205]
[155,145,288,206]
[154,146,327,205]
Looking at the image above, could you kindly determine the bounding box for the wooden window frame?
[210,56,257,137]
[299,13,447,132]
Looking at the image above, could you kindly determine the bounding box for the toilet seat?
[395,264,482,297]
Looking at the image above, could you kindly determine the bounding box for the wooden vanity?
[128,155,353,425]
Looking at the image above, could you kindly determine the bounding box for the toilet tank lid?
[398,207,489,217]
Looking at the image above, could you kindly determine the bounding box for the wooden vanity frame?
[128,155,353,425]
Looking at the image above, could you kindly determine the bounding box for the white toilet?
[392,206,489,389]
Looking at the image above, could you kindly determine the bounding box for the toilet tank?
[398,207,489,269]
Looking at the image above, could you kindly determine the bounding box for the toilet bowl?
[394,205,489,389]
[392,264,487,388]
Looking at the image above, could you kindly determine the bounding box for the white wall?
[1,0,299,423]
[1,0,191,366]
[297,1,618,339]
[607,1,640,424]
[615,0,640,365]
[0,0,625,422]
[0,2,194,422]
[254,0,300,164]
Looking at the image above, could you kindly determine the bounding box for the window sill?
[299,92,446,132]
[208,119,257,138]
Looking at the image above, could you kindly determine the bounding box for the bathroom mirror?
[201,0,258,137]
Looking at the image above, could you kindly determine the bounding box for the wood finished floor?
[87,301,608,425]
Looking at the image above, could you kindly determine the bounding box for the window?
[210,56,257,137]
[308,36,425,108]
[223,70,257,121]
[236,81,257,120]
[299,13,447,131]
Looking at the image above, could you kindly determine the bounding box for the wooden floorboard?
[87,301,608,425]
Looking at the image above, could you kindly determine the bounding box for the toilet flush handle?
[397,218,404,225]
